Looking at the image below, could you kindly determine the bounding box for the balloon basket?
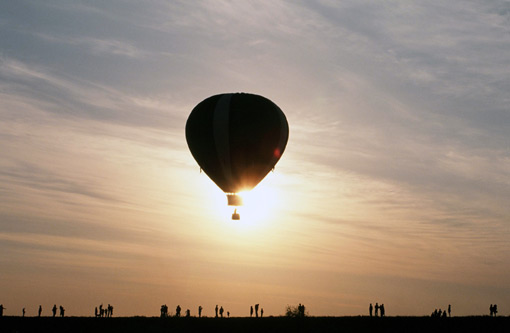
[232,209,240,220]
[227,194,243,206]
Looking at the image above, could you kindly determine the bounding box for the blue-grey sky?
[1,0,509,317]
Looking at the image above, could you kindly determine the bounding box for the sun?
[203,179,280,233]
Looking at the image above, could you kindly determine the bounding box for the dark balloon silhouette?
[186,93,289,219]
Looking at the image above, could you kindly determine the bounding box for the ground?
[1,316,509,333]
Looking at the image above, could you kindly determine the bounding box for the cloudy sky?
[1,0,509,317]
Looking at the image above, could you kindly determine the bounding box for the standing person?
[494,304,498,316]
[490,304,493,316]
[219,306,224,318]
[52,304,57,317]
[186,309,190,317]
[59,306,65,317]
[380,304,385,317]
[23,307,25,317]
[38,305,42,317]
[0,304,5,317]
[215,305,218,318]
[255,304,259,318]
[448,304,451,317]
[300,304,306,317]
[369,303,373,317]
[175,305,181,317]
[198,305,203,318]
[374,303,379,317]
[261,308,264,317]
[250,306,253,317]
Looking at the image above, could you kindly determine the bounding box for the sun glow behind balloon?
[206,175,281,232]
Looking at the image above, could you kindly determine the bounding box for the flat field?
[1,316,509,333]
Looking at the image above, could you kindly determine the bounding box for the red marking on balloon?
[274,148,281,158]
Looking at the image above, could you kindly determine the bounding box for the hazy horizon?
[1,1,509,317]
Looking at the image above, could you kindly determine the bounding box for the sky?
[1,0,509,317]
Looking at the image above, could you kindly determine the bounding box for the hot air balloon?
[186,93,289,220]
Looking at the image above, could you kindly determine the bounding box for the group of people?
[215,304,230,318]
[431,305,451,318]
[175,305,193,318]
[159,304,269,318]
[489,304,498,316]
[369,303,385,317]
[160,305,210,318]
[94,304,114,318]
[51,304,65,317]
[249,304,264,317]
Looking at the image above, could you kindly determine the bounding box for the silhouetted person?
[493,304,498,316]
[374,303,379,317]
[38,305,42,317]
[109,304,114,317]
[52,304,57,317]
[0,304,4,317]
[369,303,373,317]
[255,304,259,318]
[227,311,230,318]
[220,306,224,318]
[380,304,385,317]
[59,305,65,317]
[298,304,305,317]
[160,304,168,317]
[99,304,103,317]
[186,309,190,317]
[95,307,98,317]
[448,304,451,317]
[261,308,264,317]
[176,305,181,317]
[198,305,203,318]
[215,305,218,318]
[23,307,25,317]
[250,306,253,317]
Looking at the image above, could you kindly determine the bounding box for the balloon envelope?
[186,93,289,195]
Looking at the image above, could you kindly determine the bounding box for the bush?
[285,304,307,318]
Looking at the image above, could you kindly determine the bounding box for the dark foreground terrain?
[2,316,509,333]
